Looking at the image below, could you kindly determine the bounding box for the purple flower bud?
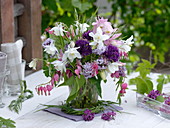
[82,109,95,121]
[147,90,161,100]
[101,111,116,121]
[165,98,170,106]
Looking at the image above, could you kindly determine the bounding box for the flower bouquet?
[29,15,134,120]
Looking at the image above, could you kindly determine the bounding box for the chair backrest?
[0,0,42,70]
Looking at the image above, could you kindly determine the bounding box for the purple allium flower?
[75,40,92,56]
[82,109,95,121]
[165,98,170,106]
[103,45,119,62]
[83,30,93,41]
[101,111,116,121]
[147,90,161,100]
[42,38,54,48]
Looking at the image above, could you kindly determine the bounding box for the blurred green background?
[42,0,170,72]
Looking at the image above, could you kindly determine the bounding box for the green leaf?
[136,59,156,78]
[8,81,33,114]
[66,84,77,103]
[71,0,92,13]
[66,75,86,103]
[42,0,58,12]
[145,79,153,94]
[76,75,86,91]
[129,78,136,85]
[156,96,164,102]
[157,79,164,93]
[89,76,102,98]
[135,77,147,94]
[59,76,75,87]
[0,117,16,128]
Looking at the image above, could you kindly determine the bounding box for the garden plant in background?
[29,12,134,121]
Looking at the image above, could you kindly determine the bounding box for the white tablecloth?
[1,70,170,128]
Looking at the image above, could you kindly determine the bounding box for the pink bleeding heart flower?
[75,65,82,78]
[38,86,43,95]
[43,87,47,96]
[111,71,120,78]
[121,83,128,89]
[66,69,73,78]
[46,85,53,95]
[51,74,59,86]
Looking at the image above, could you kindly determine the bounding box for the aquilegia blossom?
[101,111,116,121]
[165,98,170,106]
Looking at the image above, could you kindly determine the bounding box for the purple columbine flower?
[147,90,161,100]
[111,66,126,78]
[103,45,119,62]
[82,109,95,121]
[165,98,170,106]
[101,111,116,121]
[42,38,54,48]
[82,30,93,41]
[75,40,92,56]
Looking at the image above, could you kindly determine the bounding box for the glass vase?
[136,93,170,120]
[69,80,98,108]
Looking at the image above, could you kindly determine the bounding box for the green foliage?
[129,59,165,96]
[42,0,97,33]
[156,95,164,102]
[89,76,102,98]
[63,75,86,103]
[0,117,16,128]
[136,59,156,78]
[41,100,120,115]
[8,81,34,114]
[157,74,170,84]
[109,0,170,63]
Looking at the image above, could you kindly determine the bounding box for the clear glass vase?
[69,80,98,108]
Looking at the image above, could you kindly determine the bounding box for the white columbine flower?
[44,43,58,56]
[70,41,75,48]
[107,62,122,74]
[89,27,110,49]
[75,21,89,34]
[119,35,134,53]
[63,47,81,62]
[50,23,66,36]
[29,58,38,70]
[52,60,66,73]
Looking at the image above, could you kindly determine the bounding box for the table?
[1,70,170,128]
